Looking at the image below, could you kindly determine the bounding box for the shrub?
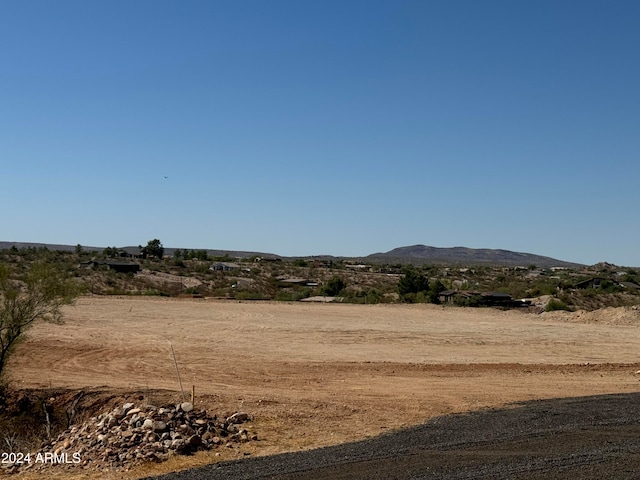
[321,276,346,296]
[545,298,571,312]
[397,268,429,301]
[0,260,78,382]
[235,291,269,300]
[275,288,311,302]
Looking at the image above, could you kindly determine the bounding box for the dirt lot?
[6,297,640,478]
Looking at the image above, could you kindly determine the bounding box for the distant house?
[313,260,332,268]
[276,277,317,287]
[526,270,544,278]
[80,260,140,273]
[210,262,241,271]
[232,278,255,289]
[619,281,640,290]
[439,290,519,307]
[253,255,282,263]
[438,290,458,304]
[480,292,514,306]
[574,278,606,289]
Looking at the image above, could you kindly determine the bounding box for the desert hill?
[366,244,583,268]
[0,241,584,267]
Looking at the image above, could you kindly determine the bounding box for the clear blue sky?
[1,1,639,266]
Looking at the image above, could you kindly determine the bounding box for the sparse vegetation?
[0,243,638,475]
[140,239,164,260]
[0,243,638,311]
[397,267,430,303]
[0,257,79,383]
[321,276,347,296]
[545,298,571,312]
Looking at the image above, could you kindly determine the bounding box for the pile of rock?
[8,401,255,474]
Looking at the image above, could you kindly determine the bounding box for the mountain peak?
[367,245,581,268]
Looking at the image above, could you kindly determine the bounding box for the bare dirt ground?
[6,297,640,479]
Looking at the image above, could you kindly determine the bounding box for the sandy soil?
[7,297,640,478]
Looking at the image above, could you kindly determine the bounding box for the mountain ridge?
[0,241,586,267]
[365,244,583,268]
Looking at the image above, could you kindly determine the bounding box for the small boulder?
[186,434,202,448]
[153,421,168,433]
[227,412,249,424]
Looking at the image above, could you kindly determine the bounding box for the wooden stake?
[170,343,186,401]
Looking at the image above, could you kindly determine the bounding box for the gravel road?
[144,392,640,480]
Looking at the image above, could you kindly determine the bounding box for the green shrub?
[275,288,311,302]
[545,298,571,312]
[341,288,382,304]
[142,289,171,297]
[397,268,430,302]
[321,276,346,296]
[235,291,269,300]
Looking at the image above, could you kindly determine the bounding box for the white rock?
[227,412,249,424]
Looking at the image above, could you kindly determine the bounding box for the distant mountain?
[366,245,583,268]
[0,241,582,268]
[0,241,103,252]
[0,241,281,261]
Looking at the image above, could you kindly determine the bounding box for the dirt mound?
[135,270,202,290]
[543,305,640,325]
[574,305,640,325]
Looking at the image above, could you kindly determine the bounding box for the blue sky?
[1,1,639,265]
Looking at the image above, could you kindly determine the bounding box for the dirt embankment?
[542,304,640,325]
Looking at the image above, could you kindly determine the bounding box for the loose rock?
[8,402,256,474]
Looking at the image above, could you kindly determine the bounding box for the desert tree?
[102,246,118,258]
[0,260,78,383]
[141,239,164,259]
[427,279,446,304]
[321,276,347,296]
[397,267,430,302]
